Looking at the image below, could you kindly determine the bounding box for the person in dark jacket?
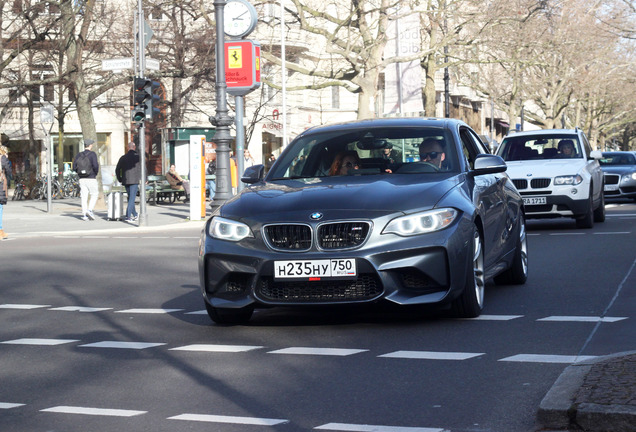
[116,142,142,222]
[72,138,100,221]
[0,145,10,239]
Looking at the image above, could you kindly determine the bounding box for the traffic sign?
[101,58,133,71]
[225,40,261,96]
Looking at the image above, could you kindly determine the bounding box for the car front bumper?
[198,216,474,310]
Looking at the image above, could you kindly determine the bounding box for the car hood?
[503,159,587,178]
[221,175,462,222]
[601,166,636,175]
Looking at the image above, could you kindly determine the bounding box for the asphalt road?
[1,201,635,432]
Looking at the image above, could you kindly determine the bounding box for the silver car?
[600,151,636,202]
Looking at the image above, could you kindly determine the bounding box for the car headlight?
[383,208,458,236]
[623,173,636,182]
[208,217,253,241]
[554,174,583,185]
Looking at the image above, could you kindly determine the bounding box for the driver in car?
[419,138,446,168]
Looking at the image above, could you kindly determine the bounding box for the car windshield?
[497,134,582,161]
[600,153,636,166]
[267,127,458,180]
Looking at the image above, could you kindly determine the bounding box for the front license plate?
[604,184,619,191]
[274,259,357,279]
[523,197,547,205]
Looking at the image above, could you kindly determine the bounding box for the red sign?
[225,40,261,96]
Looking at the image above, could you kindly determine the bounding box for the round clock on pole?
[224,0,258,39]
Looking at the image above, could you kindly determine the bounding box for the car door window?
[459,127,483,170]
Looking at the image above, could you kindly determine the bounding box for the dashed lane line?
[268,347,368,356]
[1,338,79,346]
[0,403,25,409]
[169,344,263,353]
[314,423,444,432]
[461,314,523,320]
[77,341,166,349]
[40,406,146,417]
[167,413,289,426]
[378,351,485,360]
[498,354,597,363]
[115,308,184,314]
[0,304,50,309]
[49,306,112,312]
[537,316,628,322]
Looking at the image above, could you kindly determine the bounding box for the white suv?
[496,128,605,228]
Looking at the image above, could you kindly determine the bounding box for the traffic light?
[132,77,161,122]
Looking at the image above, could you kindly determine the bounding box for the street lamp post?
[210,0,234,208]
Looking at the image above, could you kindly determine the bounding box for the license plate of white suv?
[523,197,547,205]
[274,259,356,279]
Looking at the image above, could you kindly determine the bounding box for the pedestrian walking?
[116,142,142,222]
[0,145,10,240]
[73,138,100,221]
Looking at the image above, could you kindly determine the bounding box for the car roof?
[296,117,468,138]
[503,129,581,139]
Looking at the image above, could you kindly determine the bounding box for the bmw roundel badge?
[310,212,323,220]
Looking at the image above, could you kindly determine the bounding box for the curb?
[537,351,636,431]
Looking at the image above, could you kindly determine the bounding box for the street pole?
[235,95,245,193]
[137,0,148,225]
[210,0,234,208]
[443,17,450,118]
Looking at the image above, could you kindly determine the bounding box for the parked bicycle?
[31,174,63,200]
[62,171,80,198]
[11,175,27,201]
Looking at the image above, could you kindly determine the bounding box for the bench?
[146,175,185,204]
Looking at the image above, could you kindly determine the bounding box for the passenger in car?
[419,138,446,168]
[329,151,361,176]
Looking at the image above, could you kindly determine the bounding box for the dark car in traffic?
[198,118,528,324]
[600,151,636,201]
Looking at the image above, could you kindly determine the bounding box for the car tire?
[452,226,485,318]
[205,301,254,325]
[593,188,605,223]
[575,191,594,229]
[494,214,528,285]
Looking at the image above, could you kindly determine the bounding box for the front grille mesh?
[513,179,527,190]
[531,178,551,188]
[257,275,382,303]
[604,174,620,185]
[318,222,370,249]
[265,224,312,250]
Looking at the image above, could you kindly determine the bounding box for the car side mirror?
[471,154,507,176]
[589,150,603,160]
[241,164,265,184]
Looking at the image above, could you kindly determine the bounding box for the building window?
[331,86,340,109]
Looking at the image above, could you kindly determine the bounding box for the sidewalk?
[538,351,636,431]
[1,195,208,238]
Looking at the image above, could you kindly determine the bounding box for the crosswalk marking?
[49,306,112,312]
[268,347,368,356]
[0,403,25,409]
[498,354,597,363]
[1,338,78,346]
[461,314,523,321]
[538,316,627,322]
[168,413,288,425]
[379,351,484,360]
[315,423,444,431]
[41,406,146,417]
[170,344,263,353]
[0,304,50,309]
[115,308,184,314]
[78,341,166,349]
[184,310,207,315]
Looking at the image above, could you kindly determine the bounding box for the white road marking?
[499,354,597,363]
[115,308,183,314]
[170,344,263,353]
[315,423,444,431]
[549,233,585,236]
[83,236,108,239]
[379,351,484,360]
[461,314,523,321]
[268,347,368,356]
[184,310,207,315]
[1,338,78,346]
[0,403,25,409]
[538,316,627,322]
[168,413,288,425]
[0,304,51,309]
[78,341,166,349]
[49,306,112,312]
[41,406,146,417]
[593,232,631,235]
